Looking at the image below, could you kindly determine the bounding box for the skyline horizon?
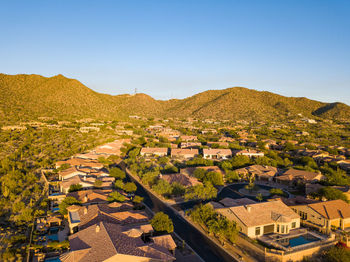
[1,1,349,105]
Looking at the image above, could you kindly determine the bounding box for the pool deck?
[258,228,327,251]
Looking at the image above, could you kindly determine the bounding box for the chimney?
[96,225,100,233]
[83,175,86,181]
[84,207,88,215]
[84,196,88,202]
[245,205,251,212]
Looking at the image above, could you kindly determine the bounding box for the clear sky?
[1,0,349,104]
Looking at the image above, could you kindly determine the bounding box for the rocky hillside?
[0,73,348,122]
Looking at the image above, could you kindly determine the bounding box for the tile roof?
[217,200,299,227]
[171,148,199,157]
[61,221,174,262]
[57,158,104,169]
[59,166,86,178]
[161,173,201,187]
[141,147,168,154]
[219,197,256,207]
[308,200,350,219]
[72,203,149,230]
[203,149,232,156]
[67,189,112,204]
[151,235,177,250]
[236,165,278,178]
[277,169,325,182]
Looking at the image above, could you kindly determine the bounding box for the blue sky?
[1,0,349,104]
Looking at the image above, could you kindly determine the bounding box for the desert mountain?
[0,73,348,122]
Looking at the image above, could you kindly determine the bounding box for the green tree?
[141,171,158,186]
[132,195,144,204]
[256,193,263,202]
[171,182,186,196]
[151,212,174,233]
[128,147,141,158]
[107,191,126,202]
[68,184,83,192]
[185,182,217,200]
[230,155,250,169]
[324,246,350,262]
[114,180,125,190]
[124,182,137,193]
[109,167,126,180]
[59,197,81,215]
[269,188,286,197]
[193,168,207,180]
[317,187,348,202]
[94,180,103,188]
[152,179,172,196]
[205,171,224,186]
[225,171,240,183]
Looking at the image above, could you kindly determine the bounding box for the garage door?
[263,224,274,234]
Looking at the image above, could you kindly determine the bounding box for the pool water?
[49,227,59,234]
[52,207,59,212]
[46,234,59,241]
[44,257,61,262]
[277,234,320,248]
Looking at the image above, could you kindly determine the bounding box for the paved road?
[126,172,237,262]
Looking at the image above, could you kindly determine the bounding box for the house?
[59,166,87,181]
[66,203,148,233]
[140,147,168,157]
[201,129,217,134]
[56,158,104,170]
[160,173,201,187]
[233,149,264,158]
[36,214,63,232]
[203,149,232,160]
[180,166,224,177]
[219,137,235,143]
[170,148,199,159]
[60,221,175,262]
[235,165,279,181]
[180,142,201,149]
[333,186,350,201]
[67,189,113,205]
[180,135,197,142]
[219,197,256,208]
[60,175,115,194]
[338,160,350,172]
[79,126,100,133]
[74,152,109,160]
[275,169,325,186]
[216,200,300,238]
[207,141,229,148]
[291,200,350,232]
[151,235,177,255]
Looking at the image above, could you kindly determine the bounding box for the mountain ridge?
[0,73,349,122]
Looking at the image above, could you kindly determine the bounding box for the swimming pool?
[46,234,59,241]
[276,233,320,248]
[49,227,59,234]
[44,257,61,262]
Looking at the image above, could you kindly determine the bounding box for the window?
[255,227,261,236]
[281,225,285,234]
[291,222,296,229]
[277,224,280,233]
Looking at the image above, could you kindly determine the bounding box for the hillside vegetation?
[0,73,349,122]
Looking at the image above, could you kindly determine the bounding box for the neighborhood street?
[125,169,238,262]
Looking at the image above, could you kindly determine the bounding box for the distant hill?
[0,73,349,122]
